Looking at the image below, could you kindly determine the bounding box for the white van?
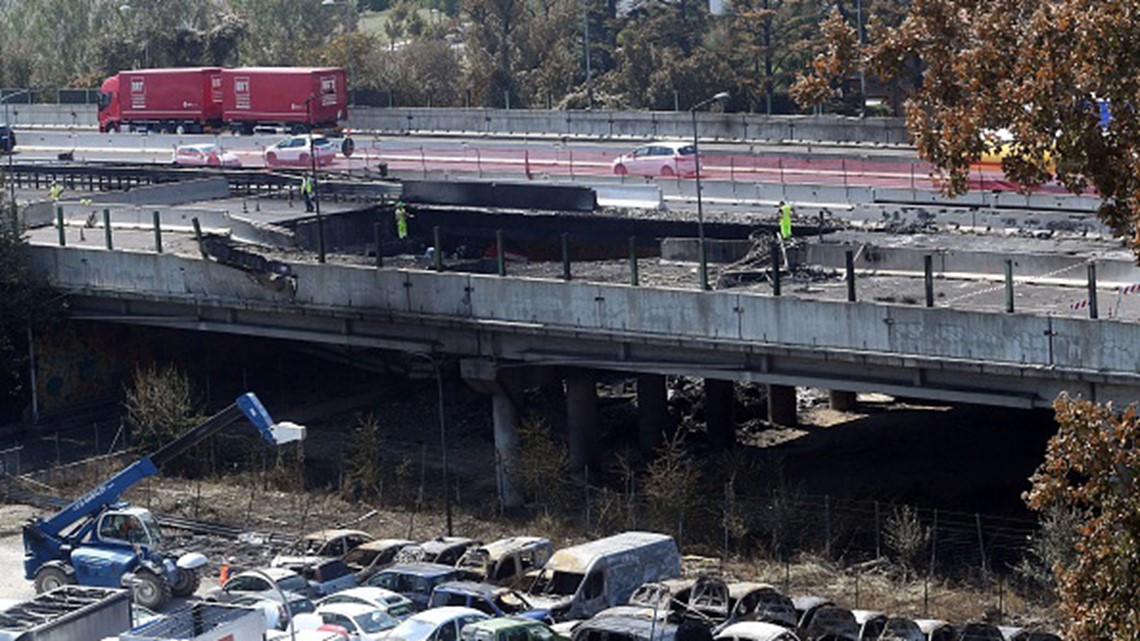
[525,531,681,621]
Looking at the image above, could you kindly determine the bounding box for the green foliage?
[123,363,198,454]
[344,413,384,500]
[0,206,65,422]
[1025,395,1140,640]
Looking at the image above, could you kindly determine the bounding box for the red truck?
[98,67,347,135]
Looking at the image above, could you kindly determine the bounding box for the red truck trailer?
[221,67,347,134]
[98,66,347,135]
[98,67,223,133]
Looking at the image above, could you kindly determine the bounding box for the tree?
[124,363,198,455]
[1025,395,1140,640]
[797,0,1140,254]
[0,198,65,423]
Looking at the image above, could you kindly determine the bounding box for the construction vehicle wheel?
[171,567,200,597]
[34,566,74,593]
[132,570,172,610]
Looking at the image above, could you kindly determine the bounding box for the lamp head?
[713,92,730,102]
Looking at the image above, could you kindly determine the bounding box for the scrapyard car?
[430,581,551,620]
[799,605,859,641]
[876,617,924,641]
[294,602,401,641]
[317,586,416,620]
[714,621,802,641]
[723,583,797,630]
[232,589,316,630]
[462,616,569,641]
[364,562,462,611]
[913,620,955,641]
[457,537,554,587]
[525,531,681,622]
[344,539,417,580]
[205,566,316,601]
[273,529,374,570]
[385,606,490,641]
[398,537,483,567]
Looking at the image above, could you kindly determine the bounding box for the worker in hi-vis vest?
[778,200,793,240]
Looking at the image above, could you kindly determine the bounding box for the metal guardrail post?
[102,209,112,250]
[496,229,506,276]
[153,211,162,254]
[192,217,207,259]
[56,205,65,246]
[924,255,934,307]
[629,236,638,286]
[1004,260,1014,313]
[845,250,856,302]
[1087,263,1098,319]
[561,233,571,281]
[433,226,443,272]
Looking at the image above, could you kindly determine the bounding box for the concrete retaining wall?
[28,246,1140,382]
[19,104,910,144]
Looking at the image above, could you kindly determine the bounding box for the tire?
[171,568,200,597]
[660,165,675,177]
[132,570,172,610]
[34,565,74,593]
[614,163,628,176]
[266,152,277,166]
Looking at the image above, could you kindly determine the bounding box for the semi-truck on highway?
[97,67,347,135]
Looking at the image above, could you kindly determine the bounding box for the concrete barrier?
[594,184,664,209]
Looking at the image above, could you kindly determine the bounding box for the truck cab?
[98,75,121,132]
[96,507,163,548]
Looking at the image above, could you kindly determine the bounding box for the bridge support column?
[637,373,668,457]
[768,384,797,426]
[460,358,527,509]
[492,385,524,509]
[567,369,600,474]
[705,378,735,448]
[829,390,857,411]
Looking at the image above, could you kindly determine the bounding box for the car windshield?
[533,569,583,596]
[138,512,163,547]
[344,548,378,567]
[277,575,309,593]
[355,610,399,633]
[387,601,414,618]
[391,619,440,641]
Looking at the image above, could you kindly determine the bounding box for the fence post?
[496,229,506,276]
[1087,263,1098,319]
[1004,259,1014,313]
[629,236,639,286]
[846,250,856,302]
[874,500,881,558]
[102,209,112,250]
[56,205,65,246]
[153,210,162,253]
[433,226,443,271]
[771,241,781,296]
[924,255,934,307]
[824,495,831,557]
[975,513,987,572]
[930,509,939,572]
[192,217,207,258]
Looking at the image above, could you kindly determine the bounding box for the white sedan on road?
[172,143,241,167]
[611,141,697,177]
[265,135,338,168]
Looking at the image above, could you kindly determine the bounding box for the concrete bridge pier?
[460,358,526,509]
[567,369,600,475]
[705,378,736,448]
[768,384,797,426]
[829,390,858,411]
[637,373,669,457]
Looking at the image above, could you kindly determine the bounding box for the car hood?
[521,595,572,614]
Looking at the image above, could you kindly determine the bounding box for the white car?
[172,143,241,167]
[295,602,401,641]
[265,135,338,168]
[385,606,489,641]
[317,587,415,620]
[714,622,801,641]
[611,141,697,177]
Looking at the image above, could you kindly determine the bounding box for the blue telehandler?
[21,392,305,610]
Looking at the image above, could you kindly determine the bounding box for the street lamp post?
[856,0,866,118]
[3,90,30,214]
[322,0,355,106]
[242,568,296,641]
[690,91,730,291]
[305,96,327,263]
[405,351,452,536]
